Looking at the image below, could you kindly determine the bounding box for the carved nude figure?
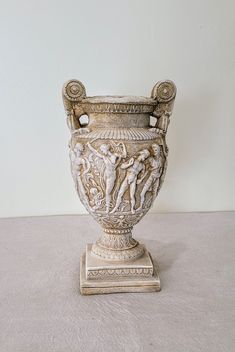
[87,142,127,213]
[70,143,90,206]
[137,144,163,210]
[89,187,103,211]
[111,149,150,214]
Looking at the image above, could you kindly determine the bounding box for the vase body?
[62,79,176,294]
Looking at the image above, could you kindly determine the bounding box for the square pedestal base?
[80,244,160,295]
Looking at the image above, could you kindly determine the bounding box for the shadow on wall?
[170,87,219,170]
[157,86,220,210]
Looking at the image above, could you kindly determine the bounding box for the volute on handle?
[62,80,87,132]
[151,80,177,134]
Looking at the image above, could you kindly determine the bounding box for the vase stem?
[91,228,144,261]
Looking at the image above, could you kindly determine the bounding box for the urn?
[62,79,176,294]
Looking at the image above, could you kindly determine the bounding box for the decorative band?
[75,128,160,141]
[82,103,155,114]
[103,228,133,234]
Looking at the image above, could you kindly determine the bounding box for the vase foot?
[79,244,161,295]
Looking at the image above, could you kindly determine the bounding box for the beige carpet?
[0,212,234,352]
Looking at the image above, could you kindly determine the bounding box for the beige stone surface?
[0,212,234,351]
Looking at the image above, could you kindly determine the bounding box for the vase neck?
[88,112,150,129]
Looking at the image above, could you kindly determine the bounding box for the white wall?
[0,0,234,217]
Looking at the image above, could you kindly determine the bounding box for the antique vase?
[62,79,176,294]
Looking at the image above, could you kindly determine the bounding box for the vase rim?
[83,95,157,105]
